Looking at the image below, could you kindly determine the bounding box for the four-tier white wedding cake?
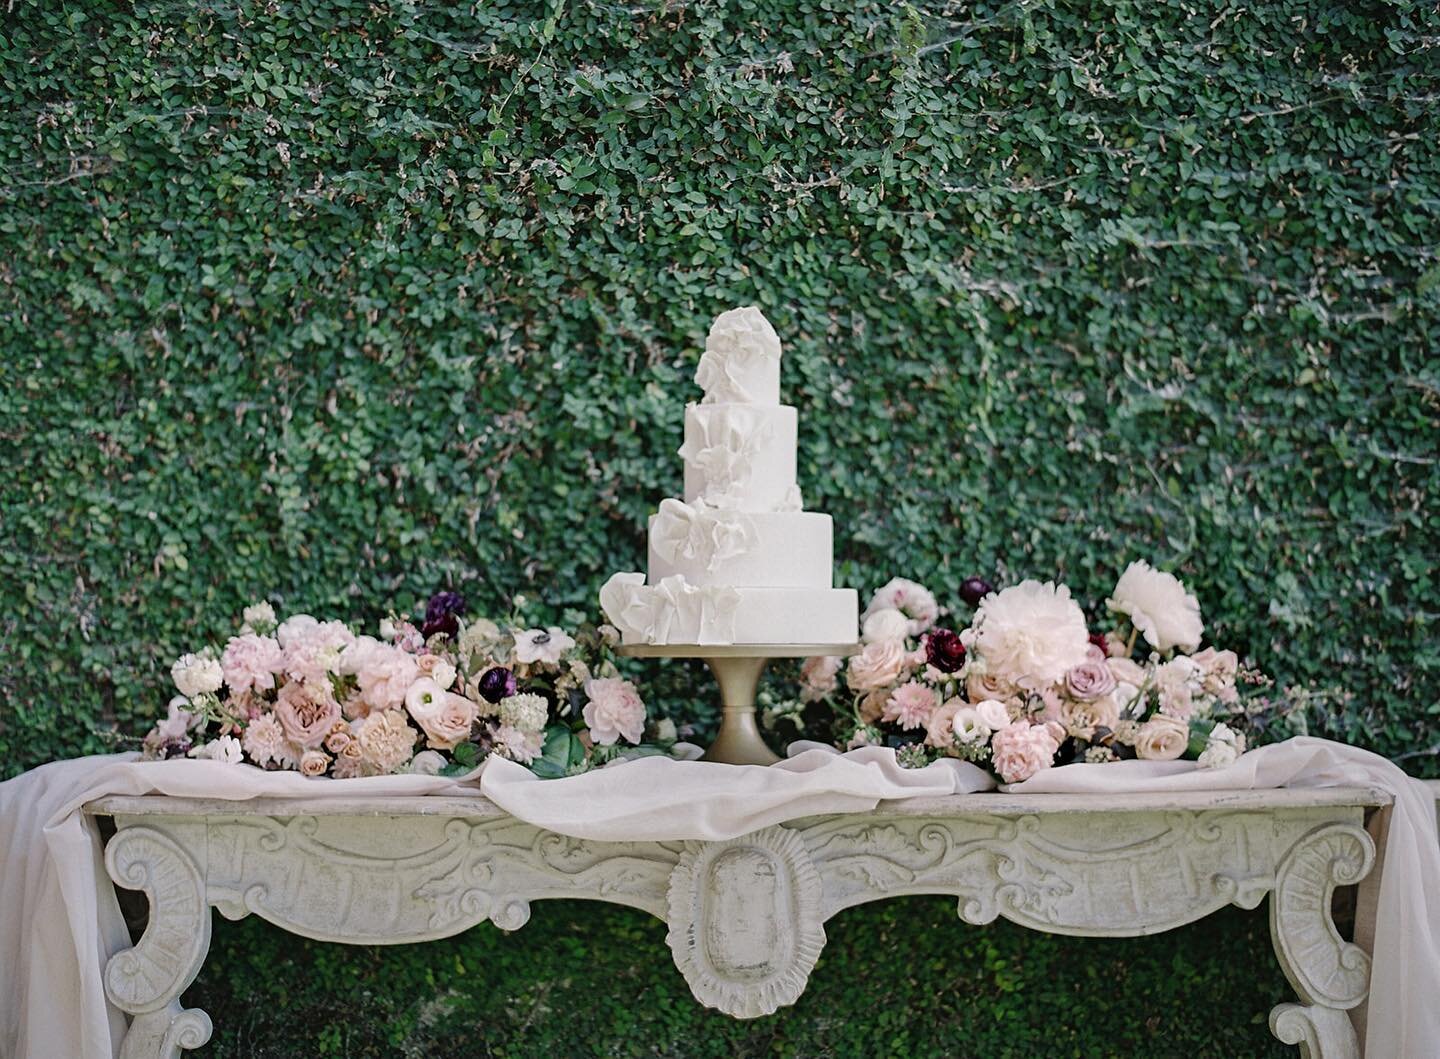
[600,307,859,645]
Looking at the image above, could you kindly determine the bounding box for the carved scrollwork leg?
[104,826,214,1059]
[1268,822,1376,1059]
[666,826,825,1019]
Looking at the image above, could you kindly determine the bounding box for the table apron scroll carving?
[96,793,1383,1058]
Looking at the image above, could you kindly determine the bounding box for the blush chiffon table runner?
[1,737,1436,1058]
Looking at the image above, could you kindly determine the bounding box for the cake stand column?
[701,655,777,766]
[617,644,856,766]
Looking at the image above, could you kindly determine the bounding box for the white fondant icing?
[680,404,798,512]
[601,573,856,646]
[600,572,741,645]
[695,307,781,405]
[649,510,833,589]
[649,498,757,574]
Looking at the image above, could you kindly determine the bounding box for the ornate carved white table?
[86,785,1391,1058]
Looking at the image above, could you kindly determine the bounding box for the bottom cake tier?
[599,572,857,646]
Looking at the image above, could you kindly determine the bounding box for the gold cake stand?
[618,643,858,765]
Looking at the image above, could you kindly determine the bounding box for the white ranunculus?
[861,607,911,644]
[951,707,991,746]
[1107,560,1204,653]
[961,580,1091,690]
[171,653,224,698]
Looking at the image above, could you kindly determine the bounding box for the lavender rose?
[1064,661,1116,701]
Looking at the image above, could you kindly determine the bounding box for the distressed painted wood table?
[86,785,1392,1058]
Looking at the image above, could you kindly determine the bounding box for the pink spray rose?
[799,655,842,702]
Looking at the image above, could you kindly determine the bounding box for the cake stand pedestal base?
[617,643,857,766]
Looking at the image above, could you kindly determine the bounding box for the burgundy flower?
[958,576,994,607]
[924,628,966,673]
[421,613,459,640]
[477,666,517,704]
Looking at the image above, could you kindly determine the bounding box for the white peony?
[961,580,1091,690]
[1107,560,1204,653]
[187,735,243,765]
[171,653,224,698]
[861,607,911,644]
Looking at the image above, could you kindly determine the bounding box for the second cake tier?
[647,500,833,588]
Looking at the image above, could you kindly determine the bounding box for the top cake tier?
[694,306,782,405]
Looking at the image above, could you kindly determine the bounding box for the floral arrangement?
[142,592,678,778]
[772,563,1286,784]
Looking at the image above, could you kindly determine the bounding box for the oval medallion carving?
[666,825,824,1019]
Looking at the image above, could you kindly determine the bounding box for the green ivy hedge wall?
[2,0,1436,1053]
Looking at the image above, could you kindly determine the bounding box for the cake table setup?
[2,307,1438,1059]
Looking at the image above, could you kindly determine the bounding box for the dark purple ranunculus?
[924,628,966,673]
[958,576,995,607]
[477,666,517,704]
[425,590,466,623]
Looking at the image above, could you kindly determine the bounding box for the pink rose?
[1135,715,1189,760]
[989,721,1062,784]
[220,634,285,697]
[583,677,646,745]
[847,640,908,692]
[966,669,1018,705]
[404,678,479,751]
[924,698,964,749]
[799,656,842,702]
[1065,661,1116,701]
[858,689,888,724]
[299,749,331,777]
[882,680,938,730]
[273,681,342,749]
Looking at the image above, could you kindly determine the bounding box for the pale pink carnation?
[989,721,1063,784]
[347,638,420,717]
[281,618,355,684]
[582,677,646,745]
[273,681,342,749]
[847,640,908,692]
[799,656,842,702]
[241,714,297,769]
[882,680,938,730]
[356,709,418,774]
[220,634,284,697]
